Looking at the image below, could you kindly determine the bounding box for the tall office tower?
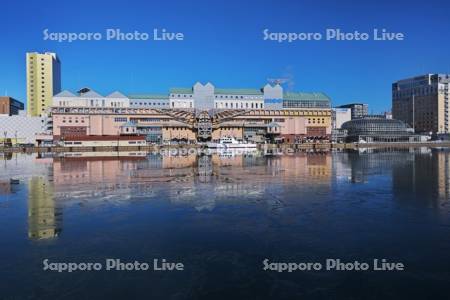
[336,103,368,119]
[26,52,61,117]
[392,74,450,134]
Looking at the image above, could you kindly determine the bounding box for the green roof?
[169,87,263,95]
[128,94,169,99]
[283,92,330,101]
[169,88,193,94]
[215,88,263,95]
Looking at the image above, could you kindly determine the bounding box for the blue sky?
[1,0,450,113]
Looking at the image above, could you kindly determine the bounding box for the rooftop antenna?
[267,78,288,85]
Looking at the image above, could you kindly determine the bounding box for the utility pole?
[412,92,415,132]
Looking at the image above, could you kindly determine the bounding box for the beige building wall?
[162,127,196,141]
[89,115,104,135]
[437,94,446,133]
[52,108,331,141]
[211,127,244,140]
[281,117,307,135]
[306,115,332,134]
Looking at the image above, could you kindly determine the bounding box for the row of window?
[62,119,85,124]
[171,94,193,98]
[283,100,330,108]
[169,94,262,100]
[130,102,169,106]
[308,118,326,124]
[393,86,438,97]
[64,141,145,145]
[137,118,169,122]
[57,100,127,107]
[215,102,263,109]
[171,102,193,108]
[64,141,83,145]
[215,95,262,100]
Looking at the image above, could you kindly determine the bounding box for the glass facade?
[283,100,330,109]
[341,117,417,142]
[342,117,410,136]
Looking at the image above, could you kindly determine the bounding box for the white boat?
[206,137,257,149]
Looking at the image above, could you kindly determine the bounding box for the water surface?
[0,149,449,299]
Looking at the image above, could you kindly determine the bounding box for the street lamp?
[117,128,120,152]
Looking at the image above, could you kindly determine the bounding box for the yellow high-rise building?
[26,52,61,117]
[28,176,62,239]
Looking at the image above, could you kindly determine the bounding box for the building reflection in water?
[392,149,450,205]
[25,148,450,240]
[437,152,450,199]
[333,147,450,208]
[28,176,62,240]
[0,180,19,195]
[166,150,332,211]
[42,150,333,213]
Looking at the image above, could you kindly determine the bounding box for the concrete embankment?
[1,142,450,153]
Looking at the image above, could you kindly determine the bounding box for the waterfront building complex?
[392,74,450,134]
[51,82,332,144]
[26,52,61,117]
